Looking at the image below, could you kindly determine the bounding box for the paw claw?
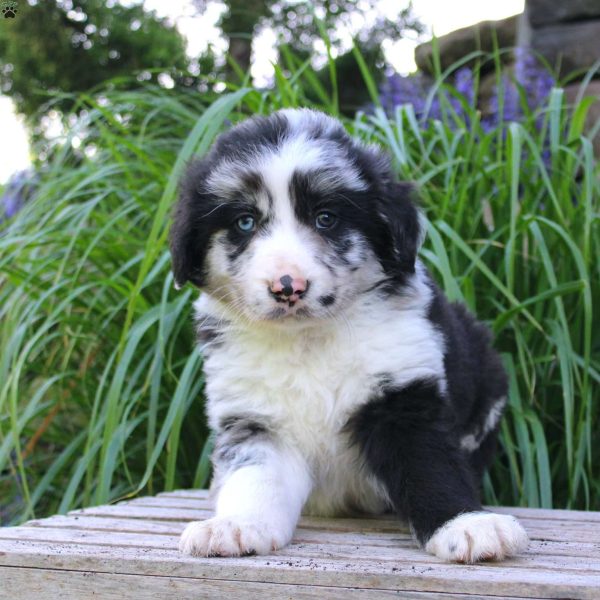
[425,512,529,563]
[179,517,282,557]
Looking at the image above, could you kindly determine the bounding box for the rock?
[415,15,519,75]
[531,20,600,78]
[527,0,600,28]
[563,80,600,156]
[478,66,516,118]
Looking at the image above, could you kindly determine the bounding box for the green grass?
[0,55,598,524]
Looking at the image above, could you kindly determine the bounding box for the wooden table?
[0,489,598,599]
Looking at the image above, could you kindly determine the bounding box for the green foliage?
[0,0,189,120]
[0,54,598,524]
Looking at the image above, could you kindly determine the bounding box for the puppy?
[170,108,528,563]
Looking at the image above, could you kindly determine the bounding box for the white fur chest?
[195,281,445,516]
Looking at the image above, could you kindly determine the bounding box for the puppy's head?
[170,108,421,323]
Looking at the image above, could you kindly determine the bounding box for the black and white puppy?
[170,108,528,563]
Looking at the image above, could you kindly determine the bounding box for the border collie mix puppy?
[170,108,528,563]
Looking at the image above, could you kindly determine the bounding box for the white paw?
[179,517,284,557]
[425,512,529,563]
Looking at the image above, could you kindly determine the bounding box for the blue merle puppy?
[170,108,528,563]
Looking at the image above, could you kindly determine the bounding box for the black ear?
[169,158,212,289]
[376,182,422,285]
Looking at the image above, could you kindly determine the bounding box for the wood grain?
[1,566,555,600]
[1,489,600,599]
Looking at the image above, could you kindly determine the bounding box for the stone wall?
[526,0,600,153]
[416,1,600,79]
[414,16,519,75]
[526,0,600,78]
[414,0,600,152]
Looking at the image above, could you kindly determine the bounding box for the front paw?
[425,512,529,563]
[179,516,284,557]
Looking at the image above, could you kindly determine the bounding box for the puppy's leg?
[348,379,528,563]
[180,442,311,557]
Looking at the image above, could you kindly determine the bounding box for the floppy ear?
[169,158,212,289]
[376,182,422,284]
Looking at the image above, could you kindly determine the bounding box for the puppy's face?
[170,109,421,323]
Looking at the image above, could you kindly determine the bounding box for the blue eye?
[236,215,255,233]
[315,211,337,230]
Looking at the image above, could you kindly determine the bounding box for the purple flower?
[1,170,36,223]
[380,68,474,127]
[485,75,521,129]
[453,67,475,111]
[514,47,554,111]
[379,49,555,134]
[380,72,428,119]
[485,48,555,127]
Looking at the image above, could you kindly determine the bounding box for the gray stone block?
[415,16,518,75]
[528,0,600,28]
[531,20,600,77]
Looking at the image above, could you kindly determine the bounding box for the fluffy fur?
[170,108,528,563]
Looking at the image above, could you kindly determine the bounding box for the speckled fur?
[170,109,528,561]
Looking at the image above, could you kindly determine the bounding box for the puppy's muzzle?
[268,274,310,306]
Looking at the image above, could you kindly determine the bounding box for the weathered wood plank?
[1,524,599,575]
[157,489,210,499]
[0,566,549,600]
[23,514,600,560]
[1,539,599,599]
[149,491,600,524]
[130,496,214,509]
[160,489,600,523]
[27,515,190,535]
[24,516,417,548]
[69,504,411,533]
[130,497,599,540]
[69,505,213,522]
[66,503,600,544]
[4,489,600,600]
[490,505,600,524]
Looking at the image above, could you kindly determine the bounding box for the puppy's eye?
[235,215,256,233]
[315,211,337,230]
